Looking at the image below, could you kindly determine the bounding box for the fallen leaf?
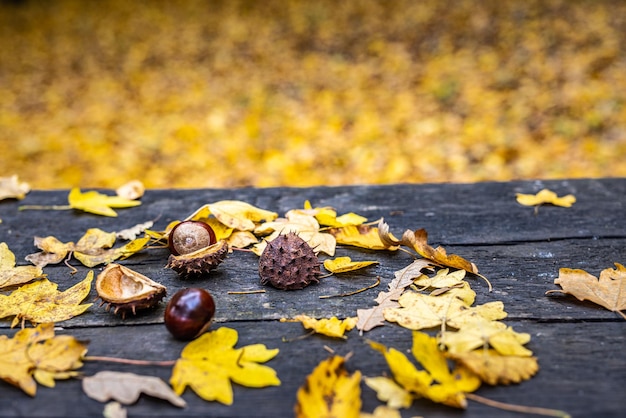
[356,259,433,333]
[0,272,93,328]
[440,322,533,357]
[0,242,45,290]
[103,402,127,418]
[447,349,539,385]
[359,405,402,418]
[68,188,141,217]
[363,376,413,409]
[115,180,145,200]
[207,200,278,231]
[323,257,379,274]
[295,355,362,418]
[227,230,258,248]
[284,315,358,339]
[0,323,87,396]
[402,229,478,274]
[0,175,30,200]
[26,229,149,268]
[370,332,480,409]
[329,225,397,251]
[516,188,576,207]
[83,371,186,407]
[115,221,154,240]
[170,327,280,405]
[383,292,507,331]
[549,263,626,319]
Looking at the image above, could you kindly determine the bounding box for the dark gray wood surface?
[0,178,624,417]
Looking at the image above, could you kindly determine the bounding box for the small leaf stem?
[466,393,571,418]
[19,205,73,211]
[84,355,176,367]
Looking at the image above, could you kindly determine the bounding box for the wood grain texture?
[0,178,624,417]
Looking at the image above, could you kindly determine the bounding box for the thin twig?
[319,276,381,299]
[84,356,176,367]
[466,393,571,418]
[19,205,73,211]
[227,289,266,295]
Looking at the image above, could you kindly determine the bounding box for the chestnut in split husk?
[164,288,215,341]
[168,221,217,256]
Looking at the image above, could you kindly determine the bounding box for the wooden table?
[1,179,624,417]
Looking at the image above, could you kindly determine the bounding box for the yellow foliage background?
[1,0,625,189]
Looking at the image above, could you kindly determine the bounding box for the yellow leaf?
[0,243,45,290]
[68,188,141,217]
[0,175,30,200]
[549,263,626,319]
[370,332,480,409]
[25,236,73,268]
[170,327,280,405]
[363,376,413,409]
[285,315,357,339]
[0,323,87,396]
[0,272,93,328]
[329,225,397,251]
[295,355,362,418]
[448,349,539,385]
[401,228,479,274]
[359,405,402,418]
[516,188,576,207]
[207,200,278,231]
[226,230,258,248]
[383,293,507,331]
[115,180,145,200]
[323,257,379,274]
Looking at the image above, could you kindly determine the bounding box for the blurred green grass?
[1,0,625,189]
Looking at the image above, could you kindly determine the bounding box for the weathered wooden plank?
[0,321,623,418]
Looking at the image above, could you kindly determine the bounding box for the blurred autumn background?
[1,0,625,190]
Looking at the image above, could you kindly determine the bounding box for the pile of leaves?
[1,0,625,188]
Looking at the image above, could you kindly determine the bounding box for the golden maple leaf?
[295,355,362,418]
[0,272,93,328]
[447,349,539,385]
[0,175,30,201]
[26,228,149,268]
[195,200,278,231]
[0,242,45,290]
[440,321,533,357]
[68,188,142,217]
[516,188,576,208]
[170,327,280,405]
[369,331,481,409]
[283,315,358,339]
[0,323,87,396]
[548,263,626,319]
[329,224,397,251]
[323,256,379,274]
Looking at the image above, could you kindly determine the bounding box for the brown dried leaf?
[83,371,186,407]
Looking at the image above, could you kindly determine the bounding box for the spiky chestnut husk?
[258,232,321,290]
[166,239,228,278]
[168,220,217,256]
[96,263,166,319]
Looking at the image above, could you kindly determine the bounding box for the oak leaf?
[284,315,357,339]
[0,242,45,290]
[323,257,378,274]
[549,263,626,319]
[170,327,280,405]
[83,371,186,407]
[68,188,142,217]
[0,272,93,328]
[516,188,576,208]
[356,259,433,333]
[0,323,87,396]
[295,355,361,418]
[447,349,539,385]
[0,175,30,200]
[383,292,507,331]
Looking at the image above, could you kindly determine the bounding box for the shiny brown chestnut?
[168,221,217,255]
[164,288,215,341]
